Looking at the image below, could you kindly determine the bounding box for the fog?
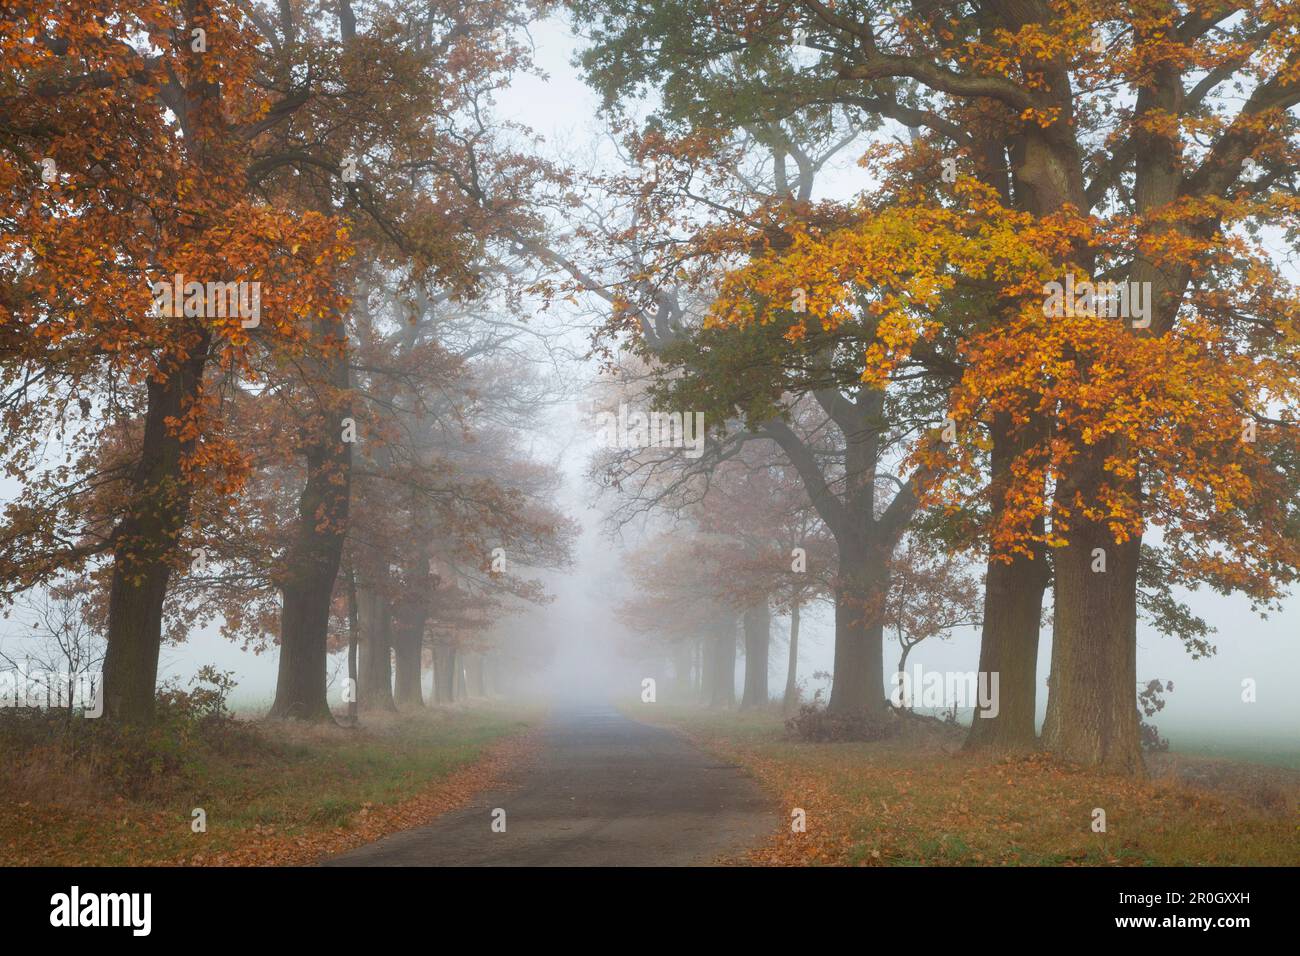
[3,12,1297,767]
[143,387,1300,761]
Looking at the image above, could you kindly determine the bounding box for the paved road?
[323,703,775,866]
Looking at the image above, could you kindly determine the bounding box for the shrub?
[0,664,257,800]
[784,691,897,743]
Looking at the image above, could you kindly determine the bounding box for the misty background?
[2,13,1296,765]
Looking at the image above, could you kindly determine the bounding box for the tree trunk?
[268,318,351,721]
[1004,123,1142,771]
[390,556,429,711]
[672,642,693,699]
[782,603,801,713]
[101,559,170,726]
[455,656,467,699]
[357,583,395,711]
[962,552,1047,748]
[740,601,770,709]
[1042,459,1144,773]
[827,543,888,720]
[708,614,736,708]
[433,644,456,704]
[965,414,1049,750]
[894,641,914,709]
[391,615,424,709]
[102,330,211,724]
[268,432,351,721]
[696,637,709,705]
[346,566,359,724]
[468,654,487,697]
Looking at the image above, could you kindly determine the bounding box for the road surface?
[323,703,775,866]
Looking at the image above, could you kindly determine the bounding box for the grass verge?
[0,701,542,866]
[633,704,1300,866]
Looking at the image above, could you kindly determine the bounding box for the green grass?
[1163,733,1300,770]
[635,704,1300,867]
[0,702,539,866]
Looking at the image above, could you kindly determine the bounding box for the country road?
[322,703,776,866]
